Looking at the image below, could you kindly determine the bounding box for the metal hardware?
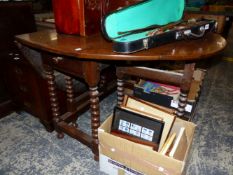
[52,56,63,63]
[143,38,149,49]
[199,26,205,32]
[13,57,20,60]
[186,26,205,38]
[215,22,218,31]
[175,31,182,39]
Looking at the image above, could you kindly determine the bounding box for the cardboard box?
[98,115,196,175]
[134,80,194,114]
[133,80,180,109]
[133,69,205,113]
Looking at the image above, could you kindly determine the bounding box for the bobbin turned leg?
[116,67,125,106]
[65,76,78,128]
[83,62,100,161]
[89,86,100,161]
[43,64,64,138]
[177,63,195,118]
[117,78,124,106]
[177,91,188,117]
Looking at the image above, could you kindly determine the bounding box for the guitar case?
[101,0,216,53]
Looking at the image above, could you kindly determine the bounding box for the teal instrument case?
[102,0,216,53]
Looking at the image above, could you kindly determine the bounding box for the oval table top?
[15,29,226,61]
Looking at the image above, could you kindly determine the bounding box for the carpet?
[0,60,232,175]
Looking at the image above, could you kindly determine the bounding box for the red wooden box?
[52,0,141,36]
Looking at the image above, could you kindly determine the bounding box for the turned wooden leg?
[44,65,63,138]
[83,62,100,160]
[65,76,75,110]
[178,63,195,118]
[65,76,78,127]
[177,91,188,117]
[116,67,125,106]
[89,86,100,161]
[117,78,124,106]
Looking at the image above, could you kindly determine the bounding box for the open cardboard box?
[98,115,196,175]
[124,68,206,120]
[133,79,181,110]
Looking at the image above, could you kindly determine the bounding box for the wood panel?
[52,0,140,36]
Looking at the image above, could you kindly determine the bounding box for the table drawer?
[45,55,85,78]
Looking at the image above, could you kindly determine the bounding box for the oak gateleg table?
[15,30,226,160]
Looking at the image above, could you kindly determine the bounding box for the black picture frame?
[111,106,164,150]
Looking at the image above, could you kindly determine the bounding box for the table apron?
[42,53,86,78]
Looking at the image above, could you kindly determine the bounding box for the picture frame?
[111,106,165,151]
[121,95,176,151]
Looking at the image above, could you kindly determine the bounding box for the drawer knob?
[52,56,63,63]
[13,57,20,60]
